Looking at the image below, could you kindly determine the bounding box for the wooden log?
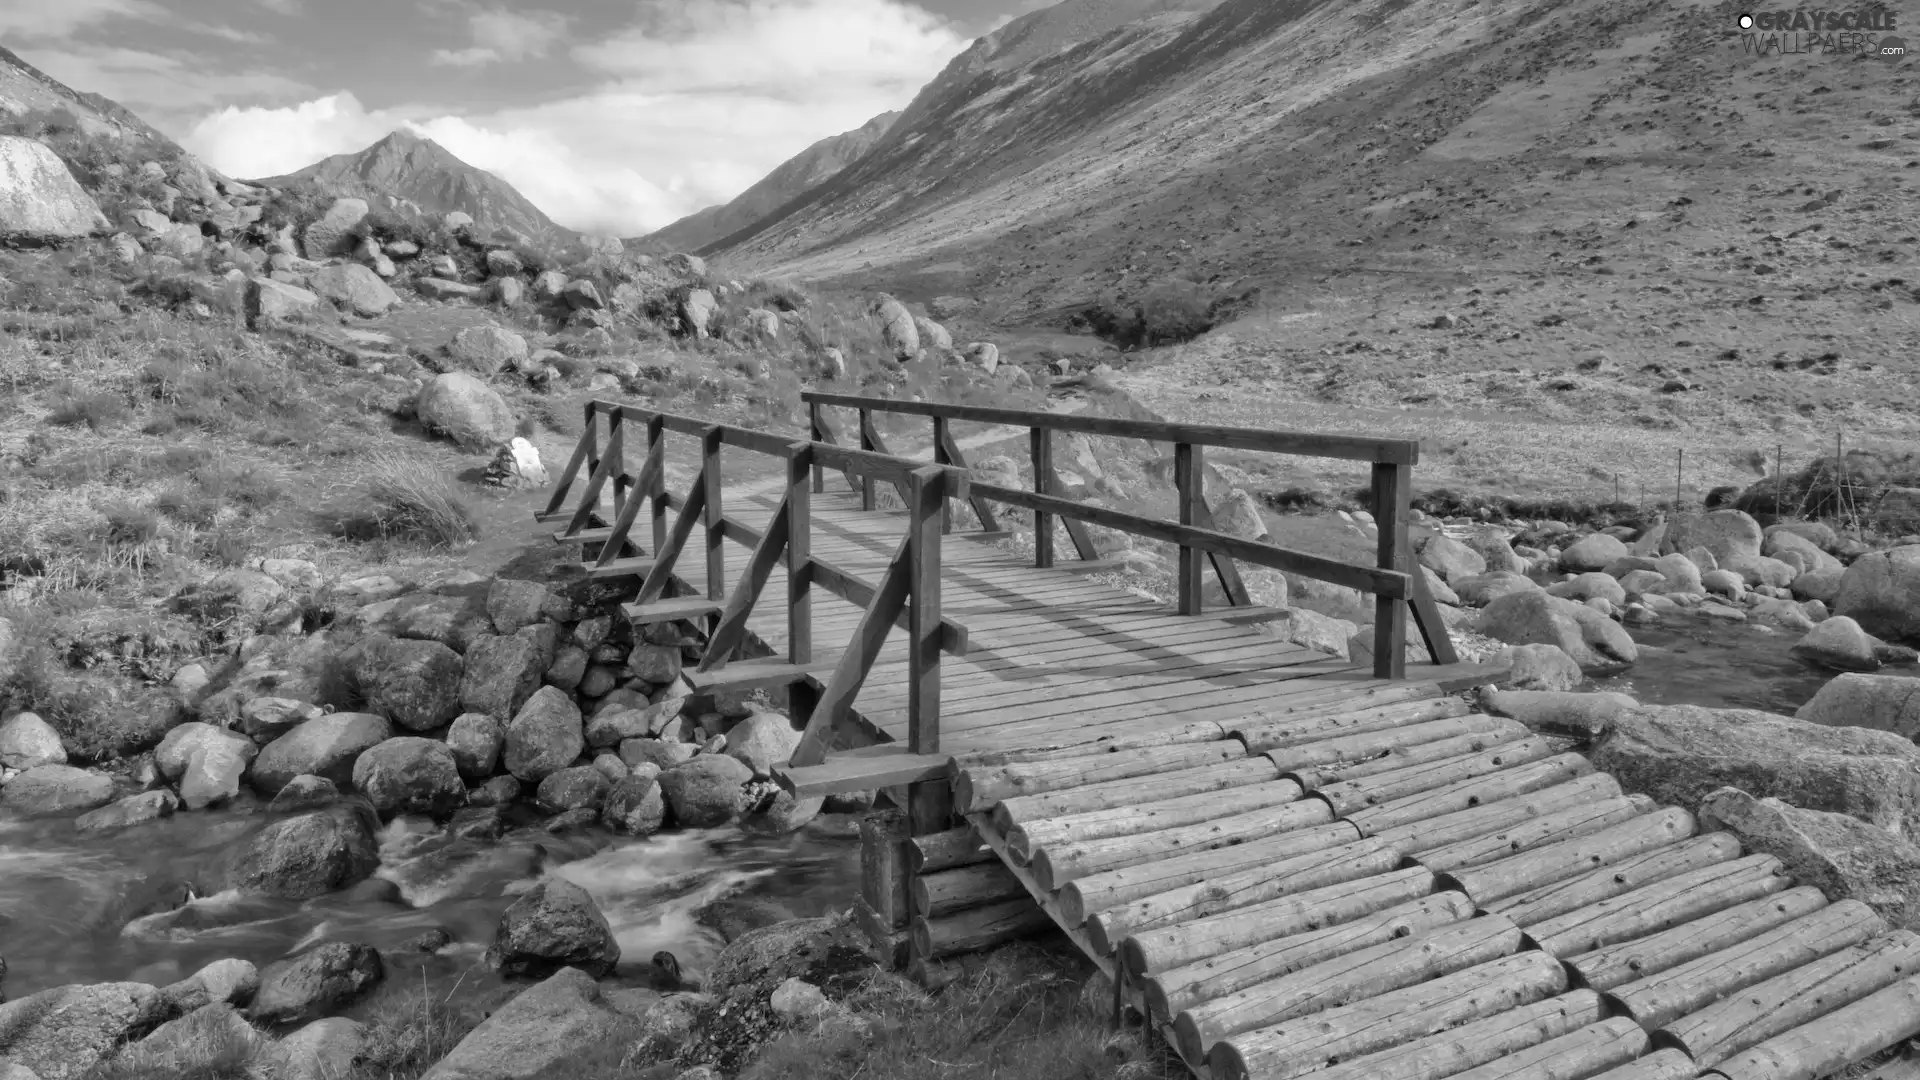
[1588,1048,1699,1080]
[911,896,1054,959]
[950,720,1227,769]
[1008,778,1306,862]
[1232,696,1470,753]
[1056,820,1363,929]
[1415,795,1651,875]
[1304,991,1608,1080]
[1286,724,1537,791]
[906,826,988,874]
[859,809,909,930]
[953,740,1248,814]
[1172,913,1524,1064]
[992,757,1280,833]
[1031,798,1333,891]
[1145,890,1472,1021]
[1528,853,1794,960]
[1487,832,1743,928]
[1609,899,1887,1032]
[1704,973,1920,1080]
[852,894,910,968]
[910,860,1027,917]
[1208,951,1571,1080]
[1345,753,1595,836]
[1441,1017,1648,1080]
[1563,879,1821,990]
[1263,712,1525,774]
[1084,835,1402,955]
[1315,737,1556,815]
[1127,868,1442,980]
[1441,807,1700,907]
[1369,773,1625,854]
[1660,930,1920,1067]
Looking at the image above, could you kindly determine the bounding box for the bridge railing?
[801,391,1458,680]
[537,399,969,774]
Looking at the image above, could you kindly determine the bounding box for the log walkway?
[539,397,1920,1080]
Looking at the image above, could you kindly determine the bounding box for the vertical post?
[1775,443,1784,521]
[647,415,667,554]
[1372,462,1410,681]
[606,410,627,525]
[907,466,942,755]
[1674,448,1684,513]
[1176,442,1203,616]
[859,408,877,511]
[809,400,825,494]
[702,427,725,628]
[787,443,817,725]
[1031,427,1054,569]
[583,404,602,505]
[933,416,953,535]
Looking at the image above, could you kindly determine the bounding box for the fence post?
[1371,462,1410,680]
[809,400,825,494]
[647,415,667,553]
[787,443,817,725]
[606,410,627,526]
[1030,427,1054,569]
[859,408,877,511]
[907,466,943,754]
[701,427,725,629]
[1176,442,1202,616]
[933,416,953,535]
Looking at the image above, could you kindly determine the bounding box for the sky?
[1,0,1056,236]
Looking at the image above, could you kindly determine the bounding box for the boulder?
[1480,688,1638,739]
[1591,704,1920,836]
[874,297,918,362]
[447,713,504,779]
[301,197,368,259]
[1452,571,1538,607]
[75,789,179,833]
[1475,591,1637,675]
[0,765,115,816]
[1796,673,1920,740]
[484,879,620,979]
[913,315,953,352]
[267,775,340,813]
[1496,643,1584,692]
[230,806,379,899]
[707,915,858,994]
[618,738,696,772]
[680,289,716,337]
[1546,572,1627,607]
[250,713,390,795]
[484,249,523,276]
[535,766,610,814]
[238,697,323,741]
[247,278,319,323]
[1698,787,1920,926]
[418,968,628,1080]
[1211,490,1268,540]
[160,958,260,1015]
[1560,534,1629,573]
[0,136,109,243]
[1722,553,1797,589]
[486,579,566,635]
[1835,546,1920,643]
[723,712,800,778]
[416,277,482,301]
[1274,608,1359,660]
[562,280,603,310]
[1764,529,1843,574]
[602,775,665,835]
[0,982,162,1080]
[626,645,681,685]
[1418,535,1486,582]
[1793,567,1846,604]
[351,737,466,818]
[658,754,753,827]
[353,636,464,731]
[665,252,706,277]
[1663,509,1764,564]
[416,373,517,451]
[760,791,823,833]
[459,626,556,720]
[307,263,399,317]
[171,569,287,638]
[272,1016,366,1080]
[0,711,65,770]
[249,942,383,1027]
[1790,616,1882,673]
[585,703,668,749]
[449,325,529,377]
[178,737,255,810]
[503,686,584,783]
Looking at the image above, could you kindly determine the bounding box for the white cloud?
[0,0,164,40]
[181,0,974,235]
[26,45,309,117]
[430,7,571,66]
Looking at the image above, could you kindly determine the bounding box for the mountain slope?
[256,130,574,244]
[0,45,183,148]
[642,111,901,253]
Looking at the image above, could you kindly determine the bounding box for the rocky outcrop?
[1699,787,1920,926]
[1796,673,1920,740]
[0,136,108,243]
[0,982,162,1079]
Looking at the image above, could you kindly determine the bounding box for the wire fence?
[1593,437,1920,540]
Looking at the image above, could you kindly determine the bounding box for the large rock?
[171,569,287,638]
[534,765,610,814]
[484,878,620,979]
[230,806,379,899]
[0,136,108,243]
[680,289,715,337]
[602,775,665,835]
[1764,529,1843,575]
[459,626,556,720]
[155,722,250,781]
[0,982,162,1079]
[1481,688,1638,739]
[160,958,260,1015]
[302,197,368,259]
[447,713,504,779]
[486,579,566,635]
[503,686,584,783]
[449,325,529,377]
[248,277,320,323]
[1496,644,1584,693]
[416,373,517,451]
[272,1016,366,1080]
[1475,591,1637,675]
[723,712,800,778]
[1662,509,1764,563]
[179,736,256,810]
[1560,534,1629,573]
[707,915,858,994]
[307,262,399,317]
[1835,546,1920,643]
[250,942,383,1027]
[874,297,918,361]
[658,754,752,828]
[0,711,65,770]
[1796,673,1920,740]
[1698,787,1920,926]
[1789,616,1881,673]
[1452,571,1538,607]
[351,737,466,818]
[0,765,114,816]
[353,635,464,731]
[913,315,952,352]
[419,968,628,1080]
[75,789,179,833]
[1417,535,1486,582]
[1653,553,1704,594]
[1591,704,1920,835]
[250,713,391,795]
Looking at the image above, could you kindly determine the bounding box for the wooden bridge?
[538,393,1920,1080]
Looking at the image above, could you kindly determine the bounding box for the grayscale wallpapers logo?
[1735,8,1905,58]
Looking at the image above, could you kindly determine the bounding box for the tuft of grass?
[354,451,480,550]
[80,1006,267,1080]
[48,388,132,431]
